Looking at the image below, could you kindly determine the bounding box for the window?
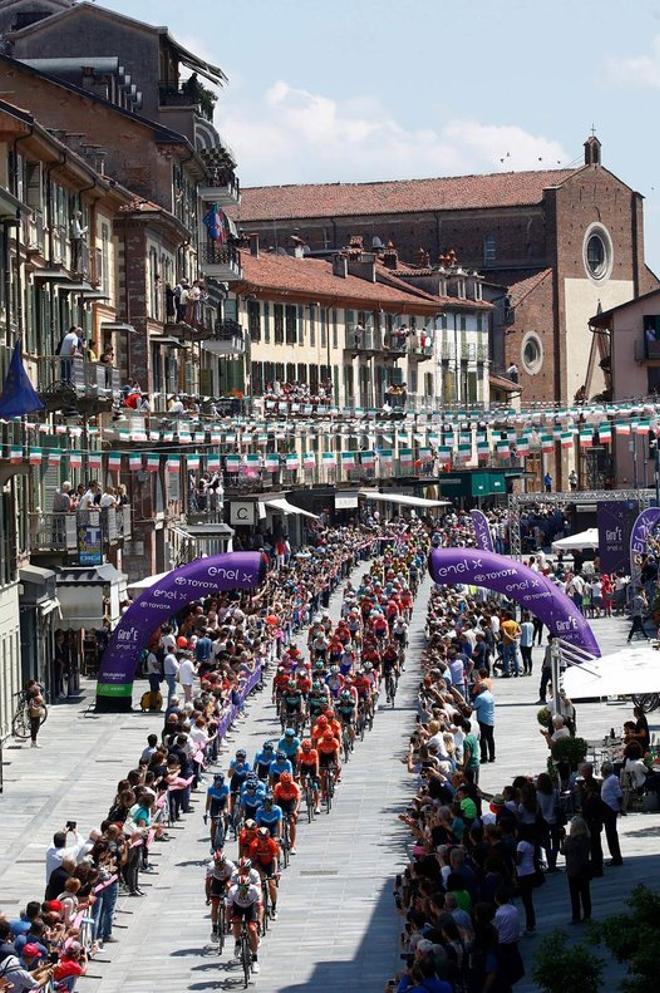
[286,362,296,383]
[148,247,159,320]
[320,308,327,348]
[275,362,285,383]
[247,300,261,343]
[583,224,613,281]
[100,223,110,296]
[521,331,543,375]
[297,363,307,384]
[285,305,297,344]
[483,234,496,264]
[310,366,319,393]
[332,309,338,349]
[477,314,484,333]
[274,304,284,344]
[309,305,316,347]
[343,365,354,402]
[459,316,466,332]
[251,361,263,393]
[424,372,434,396]
[263,302,270,343]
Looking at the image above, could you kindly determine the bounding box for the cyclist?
[280,679,305,731]
[382,639,400,678]
[277,728,301,770]
[318,730,341,792]
[253,741,276,782]
[205,773,230,852]
[249,826,280,920]
[271,666,290,705]
[238,818,259,858]
[205,849,235,938]
[294,664,312,697]
[255,794,283,839]
[298,738,321,816]
[240,774,266,822]
[325,665,344,701]
[371,609,389,642]
[229,749,252,814]
[273,771,301,854]
[308,679,329,721]
[400,586,413,621]
[228,873,261,973]
[231,856,260,888]
[268,749,293,787]
[337,689,356,749]
[392,616,409,653]
[310,627,329,661]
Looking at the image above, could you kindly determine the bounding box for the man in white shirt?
[45,827,85,883]
[519,614,534,675]
[163,650,180,704]
[59,327,80,358]
[169,395,184,414]
[78,482,99,511]
[178,654,197,703]
[600,761,624,866]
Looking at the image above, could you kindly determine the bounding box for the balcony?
[202,319,246,356]
[408,334,434,362]
[28,507,132,556]
[345,326,383,356]
[199,170,241,207]
[37,356,121,413]
[199,242,242,281]
[26,209,45,256]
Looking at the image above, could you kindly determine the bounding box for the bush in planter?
[532,930,603,993]
[537,706,552,728]
[551,735,588,770]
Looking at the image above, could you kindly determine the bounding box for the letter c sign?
[230,502,255,525]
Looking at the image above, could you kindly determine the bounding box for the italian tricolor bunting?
[129,453,143,471]
[88,452,102,471]
[107,453,121,473]
[28,448,42,465]
[340,452,355,467]
[303,452,316,469]
[615,421,631,436]
[561,432,573,449]
[147,454,160,472]
[48,451,62,468]
[322,452,335,467]
[69,451,82,469]
[167,456,180,473]
[225,455,240,473]
[598,422,612,444]
[286,453,299,469]
[579,428,593,448]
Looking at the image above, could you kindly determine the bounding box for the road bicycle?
[341,724,353,764]
[384,669,397,707]
[238,917,252,987]
[320,763,336,814]
[280,817,291,870]
[12,690,48,740]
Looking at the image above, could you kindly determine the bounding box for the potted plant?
[532,931,603,993]
[551,735,588,771]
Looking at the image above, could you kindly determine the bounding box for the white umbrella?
[563,644,660,699]
[552,528,600,552]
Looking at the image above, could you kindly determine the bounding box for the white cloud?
[605,35,660,88]
[218,80,569,186]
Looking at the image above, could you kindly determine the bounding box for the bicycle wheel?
[217,903,225,955]
[241,934,251,987]
[342,731,351,765]
[12,707,30,740]
[305,784,313,823]
[260,881,269,934]
[39,704,48,727]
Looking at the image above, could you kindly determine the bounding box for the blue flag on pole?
[0,338,45,418]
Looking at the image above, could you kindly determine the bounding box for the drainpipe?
[10,123,35,344]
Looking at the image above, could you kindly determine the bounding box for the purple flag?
[630,507,660,582]
[470,509,494,552]
[597,500,638,574]
[96,552,266,711]
[428,548,600,657]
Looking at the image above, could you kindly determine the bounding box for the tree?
[532,930,603,993]
[593,885,660,993]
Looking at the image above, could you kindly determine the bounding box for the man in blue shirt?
[253,742,276,781]
[268,750,293,787]
[277,729,301,767]
[205,773,230,850]
[472,684,496,763]
[255,796,283,839]
[240,776,267,820]
[195,630,214,669]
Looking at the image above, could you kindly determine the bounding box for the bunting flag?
[244,454,261,468]
[69,451,82,469]
[477,438,490,459]
[322,452,336,466]
[378,449,393,465]
[48,451,62,468]
[561,431,574,449]
[579,428,593,448]
[516,436,530,458]
[399,448,413,466]
[88,451,102,471]
[360,450,375,467]
[129,453,143,471]
[187,454,200,472]
[615,420,631,436]
[208,455,221,473]
[147,454,160,472]
[286,452,300,469]
[635,420,650,435]
[303,452,316,468]
[28,447,42,465]
[456,444,471,462]
[265,453,281,471]
[225,455,240,473]
[340,452,355,467]
[598,422,612,444]
[167,456,180,474]
[541,434,554,453]
[107,453,121,473]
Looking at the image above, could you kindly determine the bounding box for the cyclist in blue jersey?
[255,795,283,839]
[240,775,266,821]
[277,729,301,769]
[253,741,276,781]
[205,773,230,851]
[229,750,252,814]
[268,750,294,787]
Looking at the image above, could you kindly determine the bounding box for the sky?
[102,0,660,268]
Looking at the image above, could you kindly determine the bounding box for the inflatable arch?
[96,552,267,711]
[428,548,601,657]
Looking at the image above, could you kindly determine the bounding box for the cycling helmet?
[276,749,286,760]
[312,680,322,691]
[236,748,247,759]
[279,772,293,785]
[246,771,259,783]
[364,662,373,671]
[314,660,325,670]
[301,739,312,751]
[263,795,273,807]
[326,709,336,719]
[244,819,257,830]
[284,728,295,738]
[257,826,270,838]
[263,741,274,751]
[287,679,297,689]
[322,731,335,743]
[213,772,225,782]
[316,716,328,727]
[245,781,257,792]
[330,665,340,675]
[340,690,352,700]
[239,857,252,872]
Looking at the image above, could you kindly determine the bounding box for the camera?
[65,820,77,831]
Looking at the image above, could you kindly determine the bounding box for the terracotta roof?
[506,268,552,308]
[118,197,162,214]
[375,262,493,311]
[237,169,579,222]
[236,253,442,312]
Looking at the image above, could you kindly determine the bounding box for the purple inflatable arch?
[96,552,267,711]
[428,548,601,657]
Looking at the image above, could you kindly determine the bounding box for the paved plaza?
[1,592,660,993]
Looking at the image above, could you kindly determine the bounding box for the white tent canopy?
[127,570,170,593]
[359,490,450,509]
[264,497,319,520]
[563,644,660,699]
[552,527,600,552]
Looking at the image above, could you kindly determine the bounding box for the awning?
[563,645,660,699]
[151,336,188,349]
[552,528,600,552]
[127,570,170,593]
[167,32,229,85]
[0,186,25,221]
[56,281,94,293]
[20,564,56,586]
[32,268,71,281]
[101,321,136,334]
[55,563,126,630]
[335,493,359,510]
[359,489,450,509]
[182,523,235,538]
[264,497,319,520]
